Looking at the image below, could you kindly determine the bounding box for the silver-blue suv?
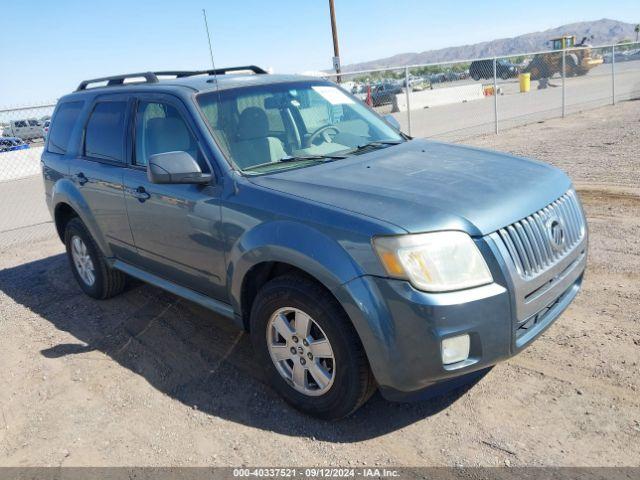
[42,66,588,419]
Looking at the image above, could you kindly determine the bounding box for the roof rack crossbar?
[153,71,202,78]
[207,65,268,75]
[76,72,159,91]
[153,65,268,79]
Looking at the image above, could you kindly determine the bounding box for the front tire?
[64,217,127,299]
[250,274,375,419]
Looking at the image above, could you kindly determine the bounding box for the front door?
[123,95,226,300]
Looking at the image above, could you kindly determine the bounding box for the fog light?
[441,334,470,365]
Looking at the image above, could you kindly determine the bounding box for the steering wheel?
[305,125,340,147]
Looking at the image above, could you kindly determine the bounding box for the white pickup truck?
[2,119,43,141]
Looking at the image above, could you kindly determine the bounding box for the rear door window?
[84,101,128,162]
[47,101,84,154]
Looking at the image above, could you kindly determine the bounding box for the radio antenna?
[202,9,219,89]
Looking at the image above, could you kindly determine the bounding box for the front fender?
[51,178,113,257]
[228,220,366,314]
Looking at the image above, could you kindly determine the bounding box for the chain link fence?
[0,103,56,249]
[325,41,640,141]
[1,42,639,249]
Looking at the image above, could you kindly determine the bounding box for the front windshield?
[197,81,403,174]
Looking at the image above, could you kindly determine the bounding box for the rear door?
[122,94,226,300]
[66,94,136,260]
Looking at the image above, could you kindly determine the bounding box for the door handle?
[131,186,150,202]
[74,172,88,185]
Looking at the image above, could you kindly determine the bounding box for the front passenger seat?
[232,107,287,169]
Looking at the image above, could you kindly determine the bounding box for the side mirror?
[384,114,401,131]
[147,151,212,185]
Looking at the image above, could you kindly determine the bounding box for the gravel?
[0,101,639,467]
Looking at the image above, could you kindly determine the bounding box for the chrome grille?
[496,190,585,279]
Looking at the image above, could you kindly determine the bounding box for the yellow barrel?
[519,73,531,93]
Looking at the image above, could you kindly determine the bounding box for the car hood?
[248,139,572,236]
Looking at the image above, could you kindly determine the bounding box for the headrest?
[237,107,268,140]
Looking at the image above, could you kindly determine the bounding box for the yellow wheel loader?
[526,35,604,80]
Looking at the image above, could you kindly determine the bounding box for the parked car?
[626,49,640,62]
[0,136,30,152]
[603,48,640,64]
[350,84,368,102]
[370,82,403,106]
[469,59,519,80]
[3,118,43,141]
[42,67,587,419]
[428,72,448,84]
[42,119,51,138]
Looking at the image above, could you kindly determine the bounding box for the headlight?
[373,231,493,292]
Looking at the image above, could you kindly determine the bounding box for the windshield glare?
[197,81,403,173]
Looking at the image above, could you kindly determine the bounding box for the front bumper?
[334,237,586,402]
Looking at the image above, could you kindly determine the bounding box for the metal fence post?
[611,44,616,105]
[405,66,412,136]
[561,49,566,118]
[493,57,498,134]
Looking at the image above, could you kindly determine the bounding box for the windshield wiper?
[242,154,348,172]
[279,154,348,162]
[346,140,404,155]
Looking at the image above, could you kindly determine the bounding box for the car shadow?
[0,253,489,442]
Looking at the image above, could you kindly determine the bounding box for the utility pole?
[328,0,341,82]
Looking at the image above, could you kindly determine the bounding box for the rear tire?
[250,274,376,419]
[64,217,127,299]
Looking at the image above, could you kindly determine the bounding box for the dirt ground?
[0,102,638,467]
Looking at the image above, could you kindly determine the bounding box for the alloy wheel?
[266,307,336,396]
[71,235,95,286]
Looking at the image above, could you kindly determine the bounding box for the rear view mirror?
[384,114,401,131]
[147,151,212,184]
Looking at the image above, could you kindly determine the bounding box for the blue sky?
[2,0,638,104]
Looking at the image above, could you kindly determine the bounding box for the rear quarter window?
[47,101,84,154]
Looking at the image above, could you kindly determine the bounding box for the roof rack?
[153,71,203,78]
[207,65,267,75]
[75,66,267,92]
[154,65,268,78]
[76,72,159,91]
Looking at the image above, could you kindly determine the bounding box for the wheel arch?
[53,202,78,241]
[228,220,367,330]
[241,261,347,332]
[51,179,113,257]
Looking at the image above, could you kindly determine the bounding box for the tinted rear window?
[84,101,128,162]
[48,101,84,154]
